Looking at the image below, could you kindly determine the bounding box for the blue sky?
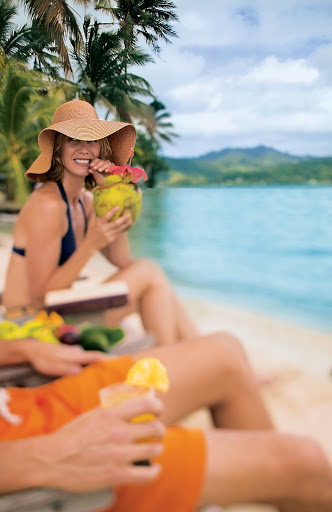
[16,1,332,158]
[137,0,332,158]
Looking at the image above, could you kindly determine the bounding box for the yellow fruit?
[126,357,169,392]
[30,326,59,344]
[33,310,64,329]
[33,310,49,323]
[0,321,20,339]
[93,175,142,226]
[48,311,65,328]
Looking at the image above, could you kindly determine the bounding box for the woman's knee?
[203,331,251,376]
[132,258,170,287]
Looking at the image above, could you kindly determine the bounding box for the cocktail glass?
[99,382,155,465]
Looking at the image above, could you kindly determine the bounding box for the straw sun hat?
[25,100,136,180]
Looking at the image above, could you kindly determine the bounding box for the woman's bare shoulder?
[20,183,66,221]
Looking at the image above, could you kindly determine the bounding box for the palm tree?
[96,0,178,54]
[0,0,29,57]
[0,0,61,76]
[94,0,178,128]
[143,99,178,143]
[0,61,66,204]
[70,15,154,122]
[134,130,169,188]
[19,0,86,75]
[18,20,62,77]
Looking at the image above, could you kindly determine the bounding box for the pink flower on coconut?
[107,148,148,183]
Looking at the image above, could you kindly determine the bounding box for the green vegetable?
[79,325,125,352]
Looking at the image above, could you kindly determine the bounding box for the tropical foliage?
[0,0,179,204]
[96,0,178,54]
[134,130,169,188]
[0,61,68,203]
[70,15,154,121]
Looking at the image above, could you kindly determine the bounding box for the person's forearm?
[46,239,96,291]
[101,233,132,268]
[0,437,48,492]
[0,340,31,367]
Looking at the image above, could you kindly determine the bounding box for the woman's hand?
[88,159,113,186]
[85,209,133,251]
[89,158,112,173]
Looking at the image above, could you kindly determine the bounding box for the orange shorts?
[0,356,206,512]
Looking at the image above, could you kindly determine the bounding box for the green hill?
[162,145,332,186]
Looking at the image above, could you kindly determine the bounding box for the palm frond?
[22,0,84,74]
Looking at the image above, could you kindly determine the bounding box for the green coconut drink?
[93,163,148,226]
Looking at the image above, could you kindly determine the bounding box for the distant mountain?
[161,145,332,186]
[196,145,307,164]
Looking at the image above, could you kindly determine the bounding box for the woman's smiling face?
[60,137,101,176]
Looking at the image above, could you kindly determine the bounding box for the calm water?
[129,185,332,333]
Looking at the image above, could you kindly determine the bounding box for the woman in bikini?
[2,99,198,346]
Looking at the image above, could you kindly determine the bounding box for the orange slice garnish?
[126,358,169,392]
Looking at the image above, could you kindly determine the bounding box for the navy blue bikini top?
[12,181,87,266]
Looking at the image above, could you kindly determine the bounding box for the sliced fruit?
[48,311,65,328]
[126,358,169,392]
[33,310,65,330]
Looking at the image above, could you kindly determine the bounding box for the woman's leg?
[132,332,274,429]
[198,429,332,510]
[104,258,198,346]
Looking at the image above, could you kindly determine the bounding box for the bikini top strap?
[57,180,67,203]
[56,180,87,234]
[78,197,88,234]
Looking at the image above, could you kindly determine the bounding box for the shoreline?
[176,284,332,336]
[180,295,332,377]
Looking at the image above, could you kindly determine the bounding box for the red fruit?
[55,324,80,345]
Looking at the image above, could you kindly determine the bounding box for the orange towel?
[0,355,207,512]
[108,426,206,512]
[0,356,134,440]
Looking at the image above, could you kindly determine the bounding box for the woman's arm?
[84,190,132,269]
[25,192,131,306]
[24,195,72,305]
[101,232,132,268]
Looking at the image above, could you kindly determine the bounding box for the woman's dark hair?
[33,134,113,190]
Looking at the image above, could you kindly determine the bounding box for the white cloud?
[244,56,319,84]
[169,77,224,111]
[140,46,206,95]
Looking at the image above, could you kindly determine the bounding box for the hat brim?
[26,119,136,180]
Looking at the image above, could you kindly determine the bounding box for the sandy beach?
[1,229,332,512]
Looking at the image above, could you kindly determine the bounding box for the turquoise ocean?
[128,185,332,333]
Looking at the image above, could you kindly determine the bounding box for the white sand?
[1,231,332,512]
